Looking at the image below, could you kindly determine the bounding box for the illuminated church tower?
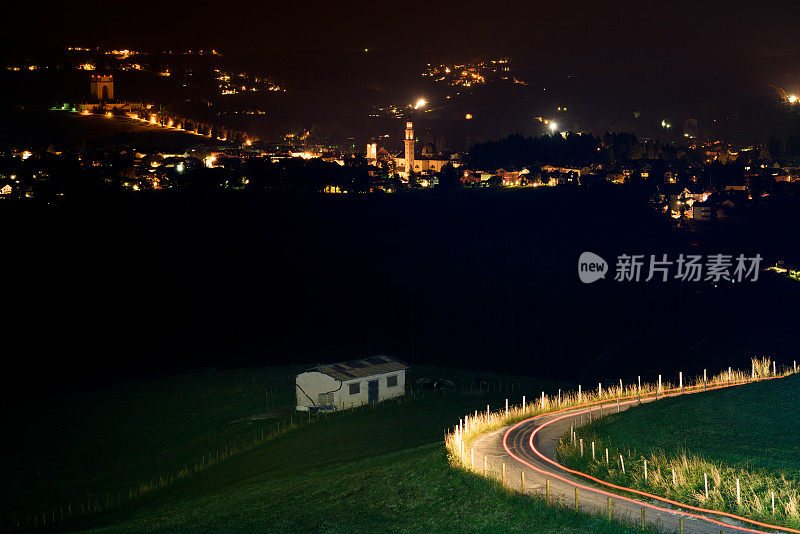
[404,121,415,177]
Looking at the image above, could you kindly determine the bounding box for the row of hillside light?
[445,357,798,525]
[558,358,800,527]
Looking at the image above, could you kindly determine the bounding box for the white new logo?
[578,252,608,283]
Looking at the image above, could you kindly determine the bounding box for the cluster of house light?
[368,105,405,119]
[421,58,516,88]
[214,69,283,95]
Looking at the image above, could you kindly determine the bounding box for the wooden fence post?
[502,462,506,486]
[575,487,579,510]
[736,478,741,506]
[546,479,550,501]
[608,496,612,519]
[520,470,525,492]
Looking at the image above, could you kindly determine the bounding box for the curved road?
[471,394,793,534]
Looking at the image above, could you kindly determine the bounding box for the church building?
[367,121,457,179]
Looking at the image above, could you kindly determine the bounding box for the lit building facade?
[90,75,114,101]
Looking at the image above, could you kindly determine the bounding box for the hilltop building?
[90,74,114,101]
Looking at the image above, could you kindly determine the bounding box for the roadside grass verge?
[446,357,787,461]
[557,365,800,530]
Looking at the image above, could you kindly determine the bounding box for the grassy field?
[0,365,306,521]
[559,372,800,528]
[1,365,657,532]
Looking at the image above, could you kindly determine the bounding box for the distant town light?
[176,163,184,173]
[549,122,558,132]
[789,95,798,104]
[414,98,427,110]
[465,113,473,120]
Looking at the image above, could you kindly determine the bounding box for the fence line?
[446,356,797,532]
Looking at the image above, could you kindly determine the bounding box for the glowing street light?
[414,98,427,110]
[549,122,558,133]
[789,95,798,104]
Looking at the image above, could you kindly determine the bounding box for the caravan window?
[387,375,398,388]
[349,383,360,395]
[318,392,333,405]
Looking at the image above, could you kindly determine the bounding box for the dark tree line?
[467,133,601,170]
[467,132,691,170]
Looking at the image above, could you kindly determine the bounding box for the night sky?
[5,0,800,66]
